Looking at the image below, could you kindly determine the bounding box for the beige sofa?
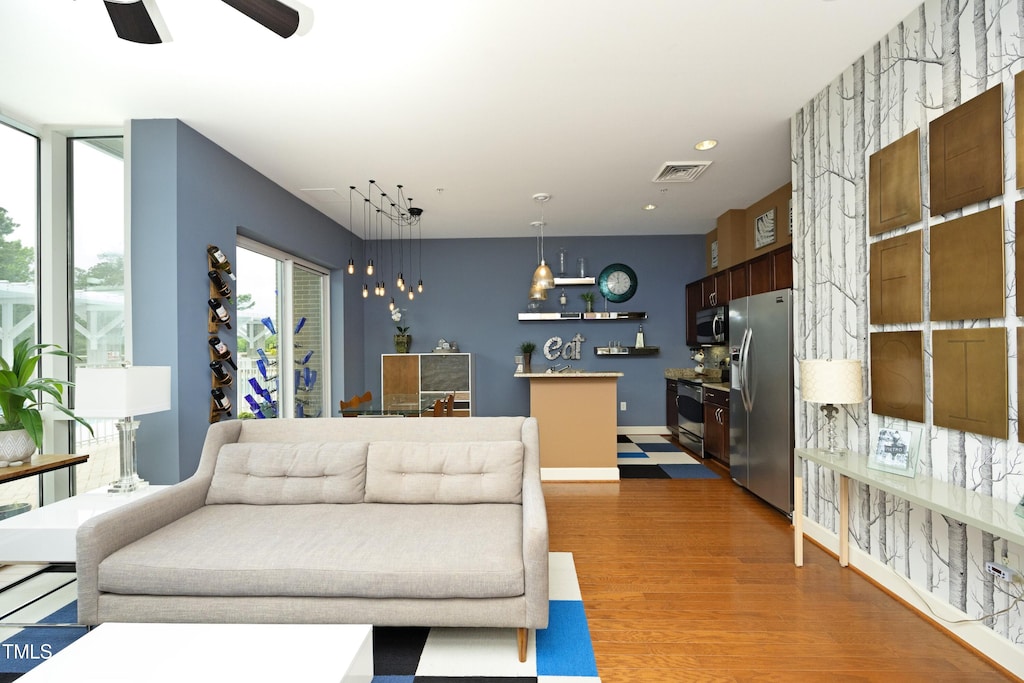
[76,416,549,660]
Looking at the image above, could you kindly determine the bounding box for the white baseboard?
[616,425,670,436]
[802,518,1024,678]
[541,467,619,482]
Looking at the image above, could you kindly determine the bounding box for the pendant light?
[530,193,554,290]
[346,186,357,275]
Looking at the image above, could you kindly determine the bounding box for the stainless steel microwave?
[695,306,727,345]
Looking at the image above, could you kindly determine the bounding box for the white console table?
[0,485,166,563]
[793,447,1024,567]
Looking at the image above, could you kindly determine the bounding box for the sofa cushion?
[364,441,523,504]
[206,442,368,505]
[97,503,525,600]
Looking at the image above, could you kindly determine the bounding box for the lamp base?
[821,403,845,456]
[108,476,149,494]
[109,417,147,494]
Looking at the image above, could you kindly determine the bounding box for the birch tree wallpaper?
[792,0,1024,649]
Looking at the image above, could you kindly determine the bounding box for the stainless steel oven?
[676,379,704,457]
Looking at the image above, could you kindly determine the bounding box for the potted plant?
[0,339,93,464]
[519,341,536,373]
[391,308,411,353]
[580,291,595,313]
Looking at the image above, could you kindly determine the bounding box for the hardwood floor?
[544,464,1017,682]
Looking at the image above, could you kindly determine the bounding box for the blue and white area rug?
[617,434,720,479]
[373,552,599,682]
[0,554,599,682]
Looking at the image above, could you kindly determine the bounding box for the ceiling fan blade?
[103,0,165,44]
[220,0,300,38]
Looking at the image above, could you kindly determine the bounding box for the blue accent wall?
[130,118,708,483]
[358,235,706,424]
[130,119,360,482]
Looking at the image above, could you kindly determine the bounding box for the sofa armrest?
[520,417,549,629]
[76,477,209,625]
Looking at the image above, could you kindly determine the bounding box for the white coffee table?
[0,485,165,563]
[17,622,374,682]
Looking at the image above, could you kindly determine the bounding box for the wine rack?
[207,244,235,423]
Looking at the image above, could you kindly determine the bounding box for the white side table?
[0,486,166,563]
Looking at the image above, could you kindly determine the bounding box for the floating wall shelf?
[594,346,659,356]
[518,311,647,321]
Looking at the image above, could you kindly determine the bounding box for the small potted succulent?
[519,341,536,373]
[580,291,595,313]
[0,339,93,465]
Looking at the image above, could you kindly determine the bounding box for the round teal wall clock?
[598,263,637,303]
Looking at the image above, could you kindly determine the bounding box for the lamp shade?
[800,359,863,404]
[75,366,172,418]
[532,260,555,290]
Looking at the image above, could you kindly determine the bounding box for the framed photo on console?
[869,426,920,478]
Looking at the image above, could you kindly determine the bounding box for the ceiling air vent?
[652,161,712,183]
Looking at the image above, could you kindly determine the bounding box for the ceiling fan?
[103,0,301,44]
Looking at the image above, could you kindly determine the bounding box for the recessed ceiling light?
[694,139,718,151]
[642,204,657,211]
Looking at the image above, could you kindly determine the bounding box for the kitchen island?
[515,371,623,481]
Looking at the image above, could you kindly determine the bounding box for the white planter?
[0,429,35,466]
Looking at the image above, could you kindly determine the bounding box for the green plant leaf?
[18,409,43,450]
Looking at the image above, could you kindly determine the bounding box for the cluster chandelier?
[346,181,425,310]
[528,193,554,300]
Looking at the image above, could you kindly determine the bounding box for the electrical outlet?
[620,401,627,411]
[985,561,1021,582]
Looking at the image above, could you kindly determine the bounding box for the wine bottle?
[208,298,232,329]
[209,360,233,385]
[208,336,238,370]
[207,245,237,281]
[294,316,306,334]
[207,270,233,301]
[243,394,266,419]
[211,387,232,415]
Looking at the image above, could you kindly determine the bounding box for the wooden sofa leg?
[517,627,528,662]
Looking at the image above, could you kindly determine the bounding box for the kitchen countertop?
[515,371,624,378]
[664,368,729,391]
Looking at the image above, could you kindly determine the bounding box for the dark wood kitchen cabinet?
[666,379,679,438]
[685,281,702,347]
[703,386,729,465]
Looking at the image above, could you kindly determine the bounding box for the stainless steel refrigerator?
[729,290,794,516]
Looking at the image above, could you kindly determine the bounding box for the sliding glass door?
[235,239,328,418]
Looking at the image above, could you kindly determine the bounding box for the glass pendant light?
[530,193,555,290]
[362,284,369,298]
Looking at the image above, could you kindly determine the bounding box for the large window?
[236,239,328,419]
[70,137,125,494]
[0,121,39,509]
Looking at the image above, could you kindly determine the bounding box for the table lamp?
[799,359,863,454]
[75,365,171,493]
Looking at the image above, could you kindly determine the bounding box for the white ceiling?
[0,0,921,239]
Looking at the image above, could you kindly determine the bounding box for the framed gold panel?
[929,206,1004,321]
[1017,72,1024,188]
[870,331,924,422]
[869,128,921,235]
[869,231,923,324]
[929,83,1003,217]
[933,327,1007,439]
[1019,328,1024,443]
[1017,200,1024,285]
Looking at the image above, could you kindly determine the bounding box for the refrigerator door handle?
[740,327,753,413]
